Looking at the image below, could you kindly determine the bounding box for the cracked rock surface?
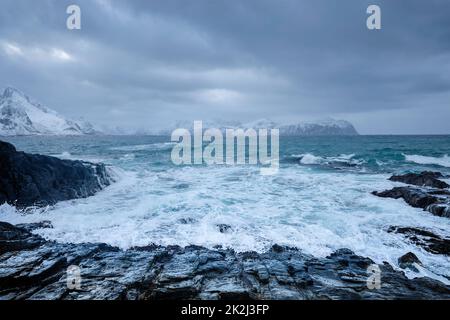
[1,222,449,300]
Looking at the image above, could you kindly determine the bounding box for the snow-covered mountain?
[0,86,357,136]
[162,118,358,136]
[0,87,97,136]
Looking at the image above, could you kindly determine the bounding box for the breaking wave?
[290,153,364,168]
[403,154,450,168]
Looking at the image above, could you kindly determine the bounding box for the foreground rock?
[0,140,112,208]
[0,222,449,300]
[373,171,450,218]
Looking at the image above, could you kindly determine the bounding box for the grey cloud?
[1,0,450,133]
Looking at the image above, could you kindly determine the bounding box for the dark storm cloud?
[0,0,449,133]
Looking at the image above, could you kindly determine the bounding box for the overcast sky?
[1,0,449,134]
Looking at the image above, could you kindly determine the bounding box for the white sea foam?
[119,153,135,161]
[294,153,363,167]
[338,154,355,160]
[404,154,450,168]
[57,151,72,158]
[298,153,323,164]
[0,203,20,215]
[1,164,449,282]
[51,151,106,163]
[110,142,176,152]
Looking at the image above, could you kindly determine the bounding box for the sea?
[1,135,449,281]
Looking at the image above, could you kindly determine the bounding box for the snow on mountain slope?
[162,118,358,136]
[0,87,358,136]
[0,87,97,136]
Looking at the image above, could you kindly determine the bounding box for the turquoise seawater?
[2,135,450,173]
[1,135,449,281]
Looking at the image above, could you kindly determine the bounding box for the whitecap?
[110,142,176,152]
[297,153,324,164]
[51,151,106,163]
[52,151,72,159]
[403,154,450,168]
[294,153,363,167]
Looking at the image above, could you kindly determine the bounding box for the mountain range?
[163,118,359,136]
[0,87,358,136]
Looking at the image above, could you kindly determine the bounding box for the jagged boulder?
[398,252,422,272]
[373,187,440,209]
[0,140,113,208]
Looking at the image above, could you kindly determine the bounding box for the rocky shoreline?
[1,221,449,300]
[1,142,450,299]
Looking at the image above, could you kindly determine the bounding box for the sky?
[0,0,449,134]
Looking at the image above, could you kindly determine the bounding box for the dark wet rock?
[173,183,189,190]
[373,171,450,218]
[16,221,53,232]
[373,187,437,208]
[271,244,286,253]
[1,221,449,300]
[328,161,358,168]
[373,187,450,218]
[389,171,449,189]
[179,218,196,225]
[388,226,450,256]
[427,202,450,218]
[216,224,232,233]
[0,222,45,255]
[0,140,113,208]
[398,252,422,272]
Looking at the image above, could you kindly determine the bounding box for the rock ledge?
[1,222,449,300]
